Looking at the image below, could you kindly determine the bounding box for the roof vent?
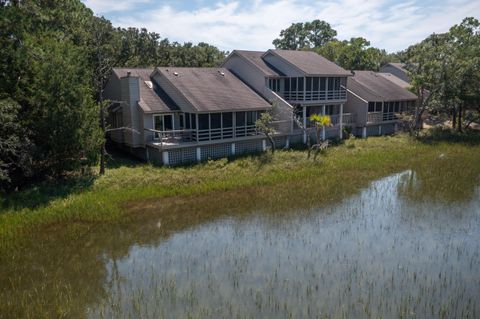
[144,81,153,89]
[218,70,225,76]
[126,71,131,77]
[173,72,179,76]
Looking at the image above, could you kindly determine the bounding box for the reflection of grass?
[1,134,479,254]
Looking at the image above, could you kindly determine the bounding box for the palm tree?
[308,114,332,159]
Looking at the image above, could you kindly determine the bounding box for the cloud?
[90,0,480,52]
[82,0,151,13]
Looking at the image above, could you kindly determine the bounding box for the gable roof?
[348,71,417,102]
[112,68,179,113]
[229,50,283,76]
[377,72,411,89]
[265,49,351,76]
[153,67,272,112]
[383,62,408,73]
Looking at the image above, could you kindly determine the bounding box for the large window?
[368,102,376,113]
[153,114,174,139]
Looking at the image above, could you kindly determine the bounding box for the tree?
[405,17,480,133]
[308,114,331,160]
[255,111,276,154]
[273,20,337,50]
[316,37,388,71]
[0,99,32,191]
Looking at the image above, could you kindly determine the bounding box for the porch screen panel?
[223,112,233,138]
[198,114,209,130]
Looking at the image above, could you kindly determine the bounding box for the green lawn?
[1,131,479,253]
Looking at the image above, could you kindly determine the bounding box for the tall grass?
[0,134,479,254]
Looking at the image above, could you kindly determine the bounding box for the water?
[1,168,480,318]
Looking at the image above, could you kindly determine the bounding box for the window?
[284,78,290,92]
[298,77,304,91]
[306,77,312,92]
[191,114,196,129]
[394,102,400,113]
[222,112,233,128]
[236,111,245,127]
[368,102,376,112]
[313,77,319,91]
[179,114,185,129]
[153,115,164,139]
[246,111,257,125]
[375,102,382,112]
[320,77,326,90]
[328,78,334,91]
[198,114,209,130]
[164,114,173,130]
[291,78,297,92]
[211,113,221,129]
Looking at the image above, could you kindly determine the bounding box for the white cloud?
[83,0,151,14]
[94,0,480,52]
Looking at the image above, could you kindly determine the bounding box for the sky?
[82,0,480,53]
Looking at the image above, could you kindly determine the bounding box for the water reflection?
[1,164,480,318]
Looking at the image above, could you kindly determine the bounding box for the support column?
[262,139,267,151]
[196,147,201,162]
[162,151,169,166]
[362,126,367,138]
[339,104,344,139]
[231,143,236,156]
[303,106,307,144]
[286,137,290,149]
[322,104,326,141]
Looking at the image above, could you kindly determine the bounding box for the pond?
[1,160,480,318]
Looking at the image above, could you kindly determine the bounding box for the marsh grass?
[1,134,480,318]
[0,134,479,254]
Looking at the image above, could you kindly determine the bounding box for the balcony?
[283,89,347,102]
[367,112,397,124]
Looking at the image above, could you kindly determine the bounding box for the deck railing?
[283,89,347,102]
[367,112,397,123]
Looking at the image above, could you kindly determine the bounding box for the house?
[344,70,418,137]
[103,67,277,165]
[222,49,355,143]
[379,63,411,83]
[103,50,417,166]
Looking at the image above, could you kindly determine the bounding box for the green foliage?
[273,20,337,50]
[405,17,480,131]
[0,99,33,190]
[309,114,332,128]
[316,37,390,71]
[0,0,226,190]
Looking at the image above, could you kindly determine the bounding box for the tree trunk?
[100,104,106,175]
[457,105,462,132]
[452,109,457,129]
[266,134,275,154]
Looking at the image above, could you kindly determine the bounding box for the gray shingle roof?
[384,62,408,73]
[377,72,411,89]
[155,67,272,112]
[112,68,179,113]
[266,49,351,76]
[348,71,417,102]
[231,50,283,76]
